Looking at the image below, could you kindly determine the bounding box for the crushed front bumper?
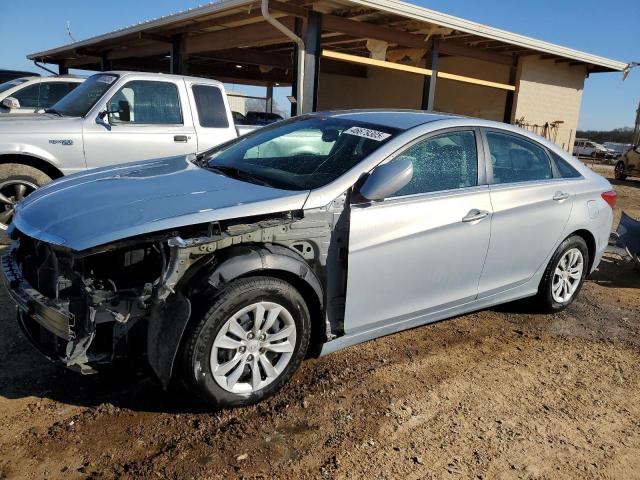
[2,251,75,340]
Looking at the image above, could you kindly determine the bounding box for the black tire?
[0,163,52,229]
[614,161,627,180]
[537,235,589,313]
[181,276,311,408]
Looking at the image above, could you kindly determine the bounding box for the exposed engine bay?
[5,195,349,386]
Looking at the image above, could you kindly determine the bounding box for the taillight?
[601,190,617,208]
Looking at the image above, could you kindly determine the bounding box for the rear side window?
[551,151,582,178]
[192,85,229,128]
[389,130,478,197]
[486,131,552,184]
[107,80,182,124]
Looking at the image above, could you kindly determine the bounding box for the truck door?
[185,82,238,152]
[83,78,196,167]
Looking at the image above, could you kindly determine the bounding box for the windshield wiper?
[44,108,63,117]
[208,165,274,188]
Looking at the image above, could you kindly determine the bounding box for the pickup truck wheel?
[0,164,52,230]
[182,276,311,408]
[614,162,627,180]
[537,235,589,313]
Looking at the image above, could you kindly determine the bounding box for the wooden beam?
[267,0,308,18]
[62,56,101,68]
[438,41,513,65]
[322,49,515,91]
[197,48,291,69]
[185,18,294,54]
[322,14,428,49]
[139,32,172,43]
[106,43,170,60]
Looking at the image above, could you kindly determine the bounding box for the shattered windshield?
[50,73,119,117]
[205,116,400,190]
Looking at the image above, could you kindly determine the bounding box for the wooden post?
[421,38,439,111]
[301,11,322,114]
[503,55,518,123]
[171,34,187,74]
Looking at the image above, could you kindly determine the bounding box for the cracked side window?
[389,130,478,197]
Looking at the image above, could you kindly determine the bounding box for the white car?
[573,138,609,159]
[0,71,260,229]
[0,76,84,115]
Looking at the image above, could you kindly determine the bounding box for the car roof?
[105,71,225,87]
[311,109,462,130]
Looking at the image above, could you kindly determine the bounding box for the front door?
[344,129,492,335]
[478,129,574,297]
[83,78,196,168]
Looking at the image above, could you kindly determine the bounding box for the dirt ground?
[0,165,638,480]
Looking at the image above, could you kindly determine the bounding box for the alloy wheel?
[0,180,37,230]
[551,248,584,303]
[210,301,297,394]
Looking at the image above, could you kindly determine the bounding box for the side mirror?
[103,100,131,123]
[359,156,413,201]
[2,97,20,110]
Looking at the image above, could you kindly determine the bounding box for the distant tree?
[575,127,634,144]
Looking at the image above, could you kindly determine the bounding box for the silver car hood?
[13,156,309,251]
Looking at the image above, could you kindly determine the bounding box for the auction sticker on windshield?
[343,126,391,141]
[96,75,117,84]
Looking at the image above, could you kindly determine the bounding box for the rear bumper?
[2,250,74,340]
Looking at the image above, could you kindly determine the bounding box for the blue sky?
[1,0,638,129]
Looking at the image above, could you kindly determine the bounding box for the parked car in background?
[245,111,284,125]
[573,138,610,159]
[0,69,39,84]
[231,111,248,124]
[614,144,640,180]
[2,111,615,408]
[0,71,259,229]
[0,76,84,115]
[604,142,633,160]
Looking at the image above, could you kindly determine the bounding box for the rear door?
[344,129,492,334]
[83,78,196,167]
[477,129,574,297]
[185,82,237,152]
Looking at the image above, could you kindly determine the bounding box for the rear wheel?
[614,161,627,180]
[0,164,52,230]
[537,235,589,312]
[181,276,311,408]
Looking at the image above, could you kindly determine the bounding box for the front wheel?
[537,235,589,312]
[614,162,627,180]
[0,163,52,230]
[181,276,311,408]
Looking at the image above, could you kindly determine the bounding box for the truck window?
[192,85,229,128]
[12,82,79,109]
[108,80,182,125]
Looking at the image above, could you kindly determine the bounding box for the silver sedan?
[4,111,615,407]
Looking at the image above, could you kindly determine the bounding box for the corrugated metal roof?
[27,0,627,72]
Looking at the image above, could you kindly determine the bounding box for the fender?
[147,243,324,388]
[0,143,62,167]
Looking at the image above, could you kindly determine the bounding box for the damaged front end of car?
[3,202,345,387]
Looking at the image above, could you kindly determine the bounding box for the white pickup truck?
[0,71,259,228]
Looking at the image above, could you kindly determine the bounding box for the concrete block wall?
[511,56,587,150]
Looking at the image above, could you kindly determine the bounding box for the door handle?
[462,209,490,223]
[552,191,570,201]
[174,135,188,143]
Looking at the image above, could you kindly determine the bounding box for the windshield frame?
[50,73,119,117]
[204,115,401,191]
